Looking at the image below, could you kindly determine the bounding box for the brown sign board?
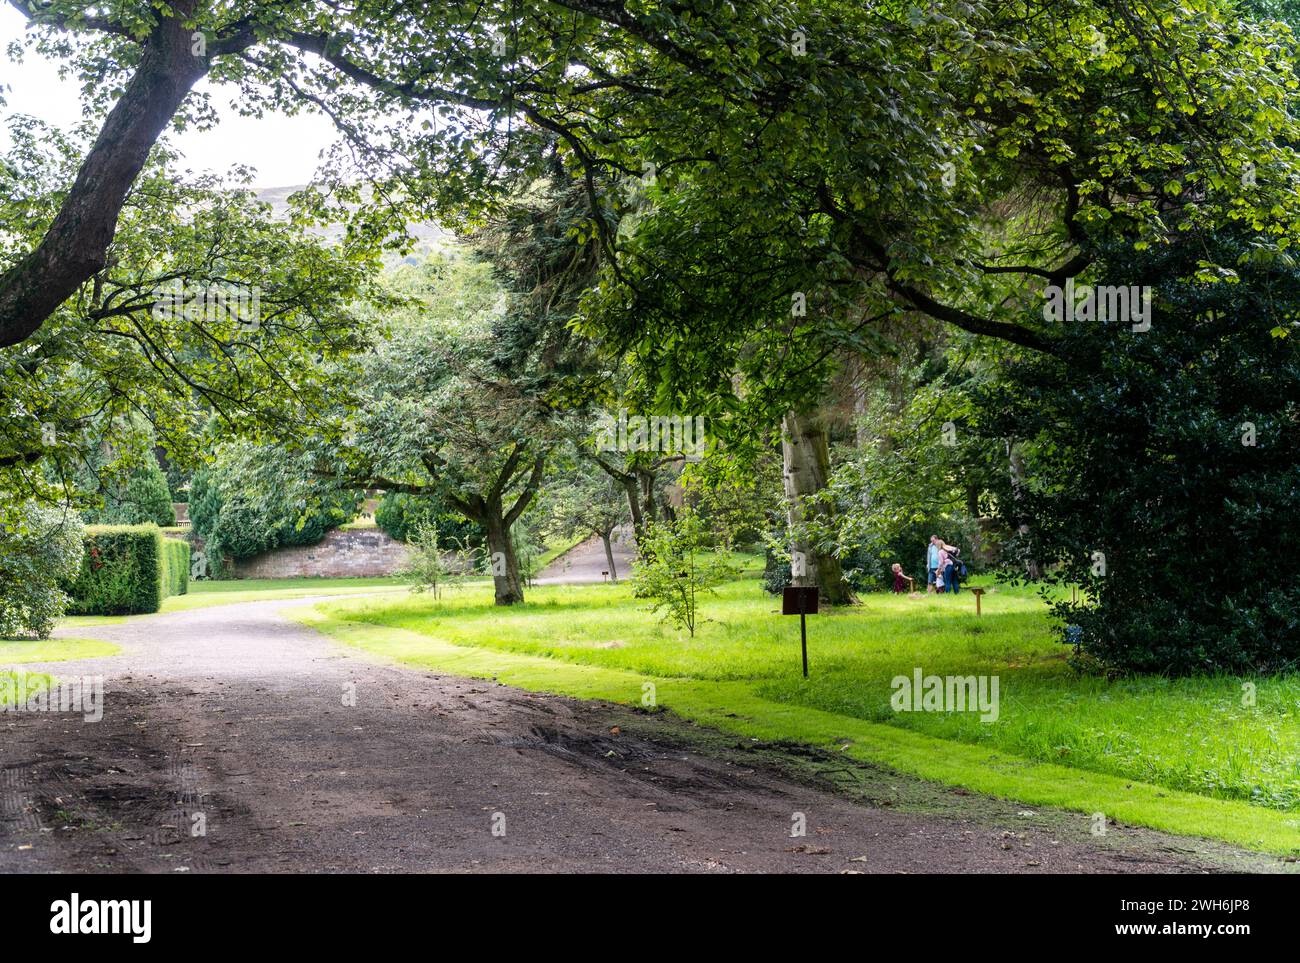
[782,586,819,615]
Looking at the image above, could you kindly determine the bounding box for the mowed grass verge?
[59,576,414,629]
[0,637,120,663]
[298,578,1300,854]
[0,638,122,708]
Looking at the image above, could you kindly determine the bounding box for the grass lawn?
[0,637,119,709]
[59,576,411,630]
[0,637,120,663]
[299,575,1300,854]
[0,670,50,708]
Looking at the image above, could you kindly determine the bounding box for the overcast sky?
[0,7,337,188]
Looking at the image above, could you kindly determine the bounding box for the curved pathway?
[0,596,1249,873]
[535,529,636,584]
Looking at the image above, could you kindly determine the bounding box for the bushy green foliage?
[402,522,476,598]
[631,509,736,637]
[969,233,1300,674]
[66,525,167,616]
[374,492,481,547]
[0,129,372,531]
[189,441,362,575]
[83,450,176,527]
[161,538,190,598]
[762,548,791,596]
[0,505,84,639]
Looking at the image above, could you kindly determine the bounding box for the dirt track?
[0,596,1277,873]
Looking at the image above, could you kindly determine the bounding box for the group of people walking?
[891,534,965,594]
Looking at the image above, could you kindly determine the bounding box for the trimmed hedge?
[66,525,189,615]
[162,537,190,598]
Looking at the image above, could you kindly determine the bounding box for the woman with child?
[897,535,963,595]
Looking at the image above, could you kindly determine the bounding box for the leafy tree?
[631,508,735,637]
[9,0,1295,368]
[0,123,375,528]
[81,447,175,527]
[966,231,1300,674]
[189,440,362,576]
[0,503,84,639]
[325,256,571,605]
[576,1,1300,413]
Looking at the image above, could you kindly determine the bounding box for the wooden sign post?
[971,587,986,615]
[782,586,819,678]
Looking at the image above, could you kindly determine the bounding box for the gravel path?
[0,596,1250,873]
[535,530,636,584]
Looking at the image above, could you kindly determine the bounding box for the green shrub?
[762,547,792,596]
[66,525,168,615]
[0,505,85,639]
[188,441,362,576]
[968,231,1300,673]
[375,492,482,546]
[82,450,176,527]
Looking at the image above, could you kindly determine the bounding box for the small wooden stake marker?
[971,587,986,615]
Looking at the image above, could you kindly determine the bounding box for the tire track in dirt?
[0,596,1266,873]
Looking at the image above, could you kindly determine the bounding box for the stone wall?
[201,526,409,579]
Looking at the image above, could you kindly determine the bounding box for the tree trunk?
[0,5,210,347]
[483,507,525,605]
[601,529,619,582]
[638,466,659,529]
[621,475,644,542]
[588,455,645,544]
[782,409,855,605]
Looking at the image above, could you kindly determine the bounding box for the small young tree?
[0,505,84,639]
[631,508,734,637]
[402,522,471,599]
[511,526,546,589]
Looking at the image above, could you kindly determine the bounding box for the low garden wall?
[201,526,409,579]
